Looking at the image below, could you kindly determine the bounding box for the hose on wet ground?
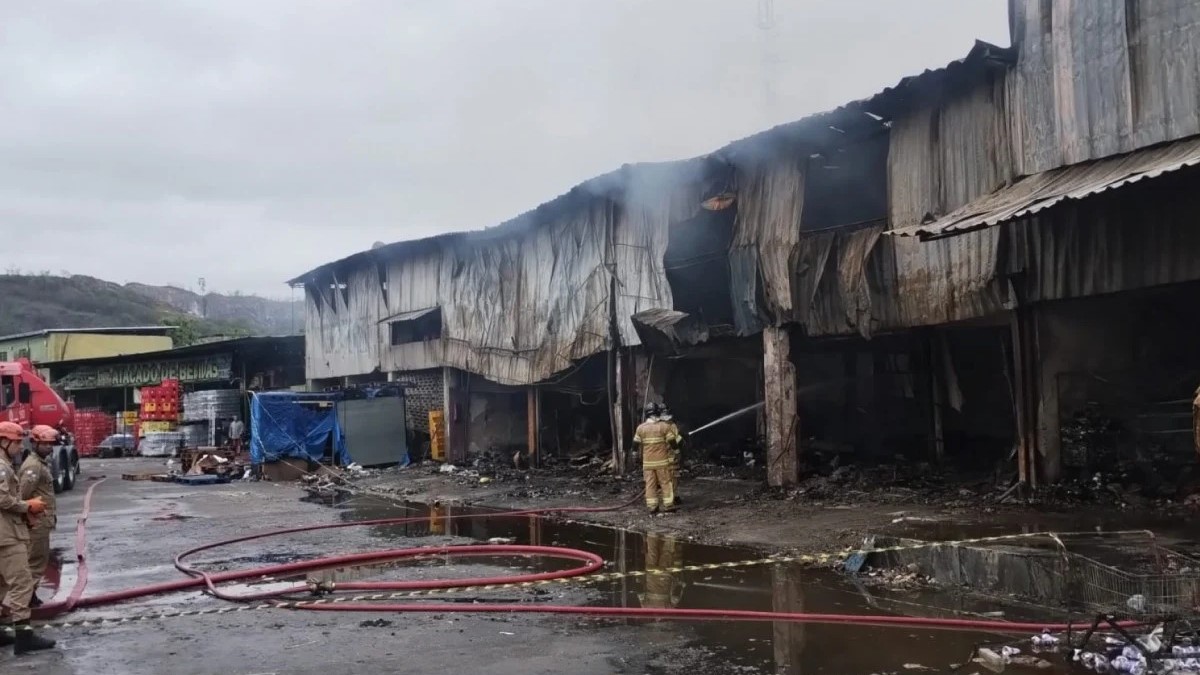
[37,479,1149,635]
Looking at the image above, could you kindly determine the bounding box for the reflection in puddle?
[297,496,1081,674]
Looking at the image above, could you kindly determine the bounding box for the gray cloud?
[0,1,1008,296]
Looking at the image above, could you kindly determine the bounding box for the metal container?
[181,389,242,423]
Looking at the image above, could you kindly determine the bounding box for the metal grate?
[1064,533,1200,615]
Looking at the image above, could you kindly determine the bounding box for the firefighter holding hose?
[21,425,59,609]
[0,421,53,654]
[658,406,683,505]
[633,403,681,513]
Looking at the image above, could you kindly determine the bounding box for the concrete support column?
[763,326,799,487]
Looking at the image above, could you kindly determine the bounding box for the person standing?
[0,421,52,654]
[20,425,58,609]
[228,417,245,453]
[659,406,683,506]
[632,403,681,513]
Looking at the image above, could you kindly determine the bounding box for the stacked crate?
[75,410,116,457]
[139,380,181,439]
[139,380,181,423]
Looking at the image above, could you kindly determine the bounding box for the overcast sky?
[1,1,1008,297]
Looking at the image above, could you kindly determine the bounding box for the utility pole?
[757,0,779,126]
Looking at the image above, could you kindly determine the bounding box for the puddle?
[299,495,1083,675]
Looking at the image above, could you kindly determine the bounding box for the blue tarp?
[250,392,350,465]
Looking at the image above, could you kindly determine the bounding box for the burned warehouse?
[21,2,1200,673]
[290,1,1200,495]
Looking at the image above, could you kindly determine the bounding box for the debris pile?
[977,624,1200,674]
[856,564,933,591]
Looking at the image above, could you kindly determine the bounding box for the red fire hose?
[36,479,1141,635]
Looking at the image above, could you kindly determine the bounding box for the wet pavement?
[9,457,1178,674]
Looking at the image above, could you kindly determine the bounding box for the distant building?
[46,335,306,410]
[0,327,174,365]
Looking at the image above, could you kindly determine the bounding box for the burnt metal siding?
[614,187,696,347]
[304,269,382,380]
[1010,0,1200,175]
[1008,166,1200,302]
[304,203,609,385]
[869,73,1014,333]
[791,224,896,338]
[891,135,1200,239]
[732,156,806,329]
[888,73,1015,230]
[890,231,1009,328]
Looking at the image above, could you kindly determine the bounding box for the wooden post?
[926,333,946,464]
[526,387,539,467]
[1011,307,1040,487]
[763,327,799,487]
[613,350,626,476]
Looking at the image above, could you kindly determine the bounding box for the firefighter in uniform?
[0,421,53,654]
[632,403,681,513]
[21,425,58,608]
[659,406,683,506]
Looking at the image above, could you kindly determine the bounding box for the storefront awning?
[889,136,1200,240]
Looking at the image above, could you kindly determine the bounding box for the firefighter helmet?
[0,421,24,441]
[31,425,59,444]
[643,402,661,419]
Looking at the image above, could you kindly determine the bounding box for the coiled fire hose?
[34,479,1144,635]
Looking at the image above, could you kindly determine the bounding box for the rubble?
[853,563,933,591]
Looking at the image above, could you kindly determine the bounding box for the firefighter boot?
[13,621,55,655]
[0,623,13,647]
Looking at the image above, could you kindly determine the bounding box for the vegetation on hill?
[0,274,261,340]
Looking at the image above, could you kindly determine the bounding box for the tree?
[162,314,201,347]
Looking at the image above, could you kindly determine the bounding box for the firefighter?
[632,403,680,513]
[638,532,684,610]
[21,425,58,609]
[659,406,683,506]
[0,421,52,654]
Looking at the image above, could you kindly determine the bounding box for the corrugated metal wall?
[732,157,806,325]
[1009,168,1200,301]
[302,0,1200,385]
[1010,0,1200,175]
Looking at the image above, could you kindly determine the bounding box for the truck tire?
[61,449,75,491]
[52,459,64,494]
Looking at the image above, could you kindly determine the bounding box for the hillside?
[0,274,296,339]
[124,283,301,335]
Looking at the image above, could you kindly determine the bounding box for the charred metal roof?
[287,41,1013,287]
[0,326,175,342]
[889,135,1200,240]
[45,335,304,369]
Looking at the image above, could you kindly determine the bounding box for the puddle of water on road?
[296,495,1080,675]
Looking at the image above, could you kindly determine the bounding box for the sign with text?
[58,353,233,390]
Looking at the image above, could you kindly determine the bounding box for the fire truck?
[0,358,80,492]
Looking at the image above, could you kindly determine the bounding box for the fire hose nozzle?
[307,580,336,596]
